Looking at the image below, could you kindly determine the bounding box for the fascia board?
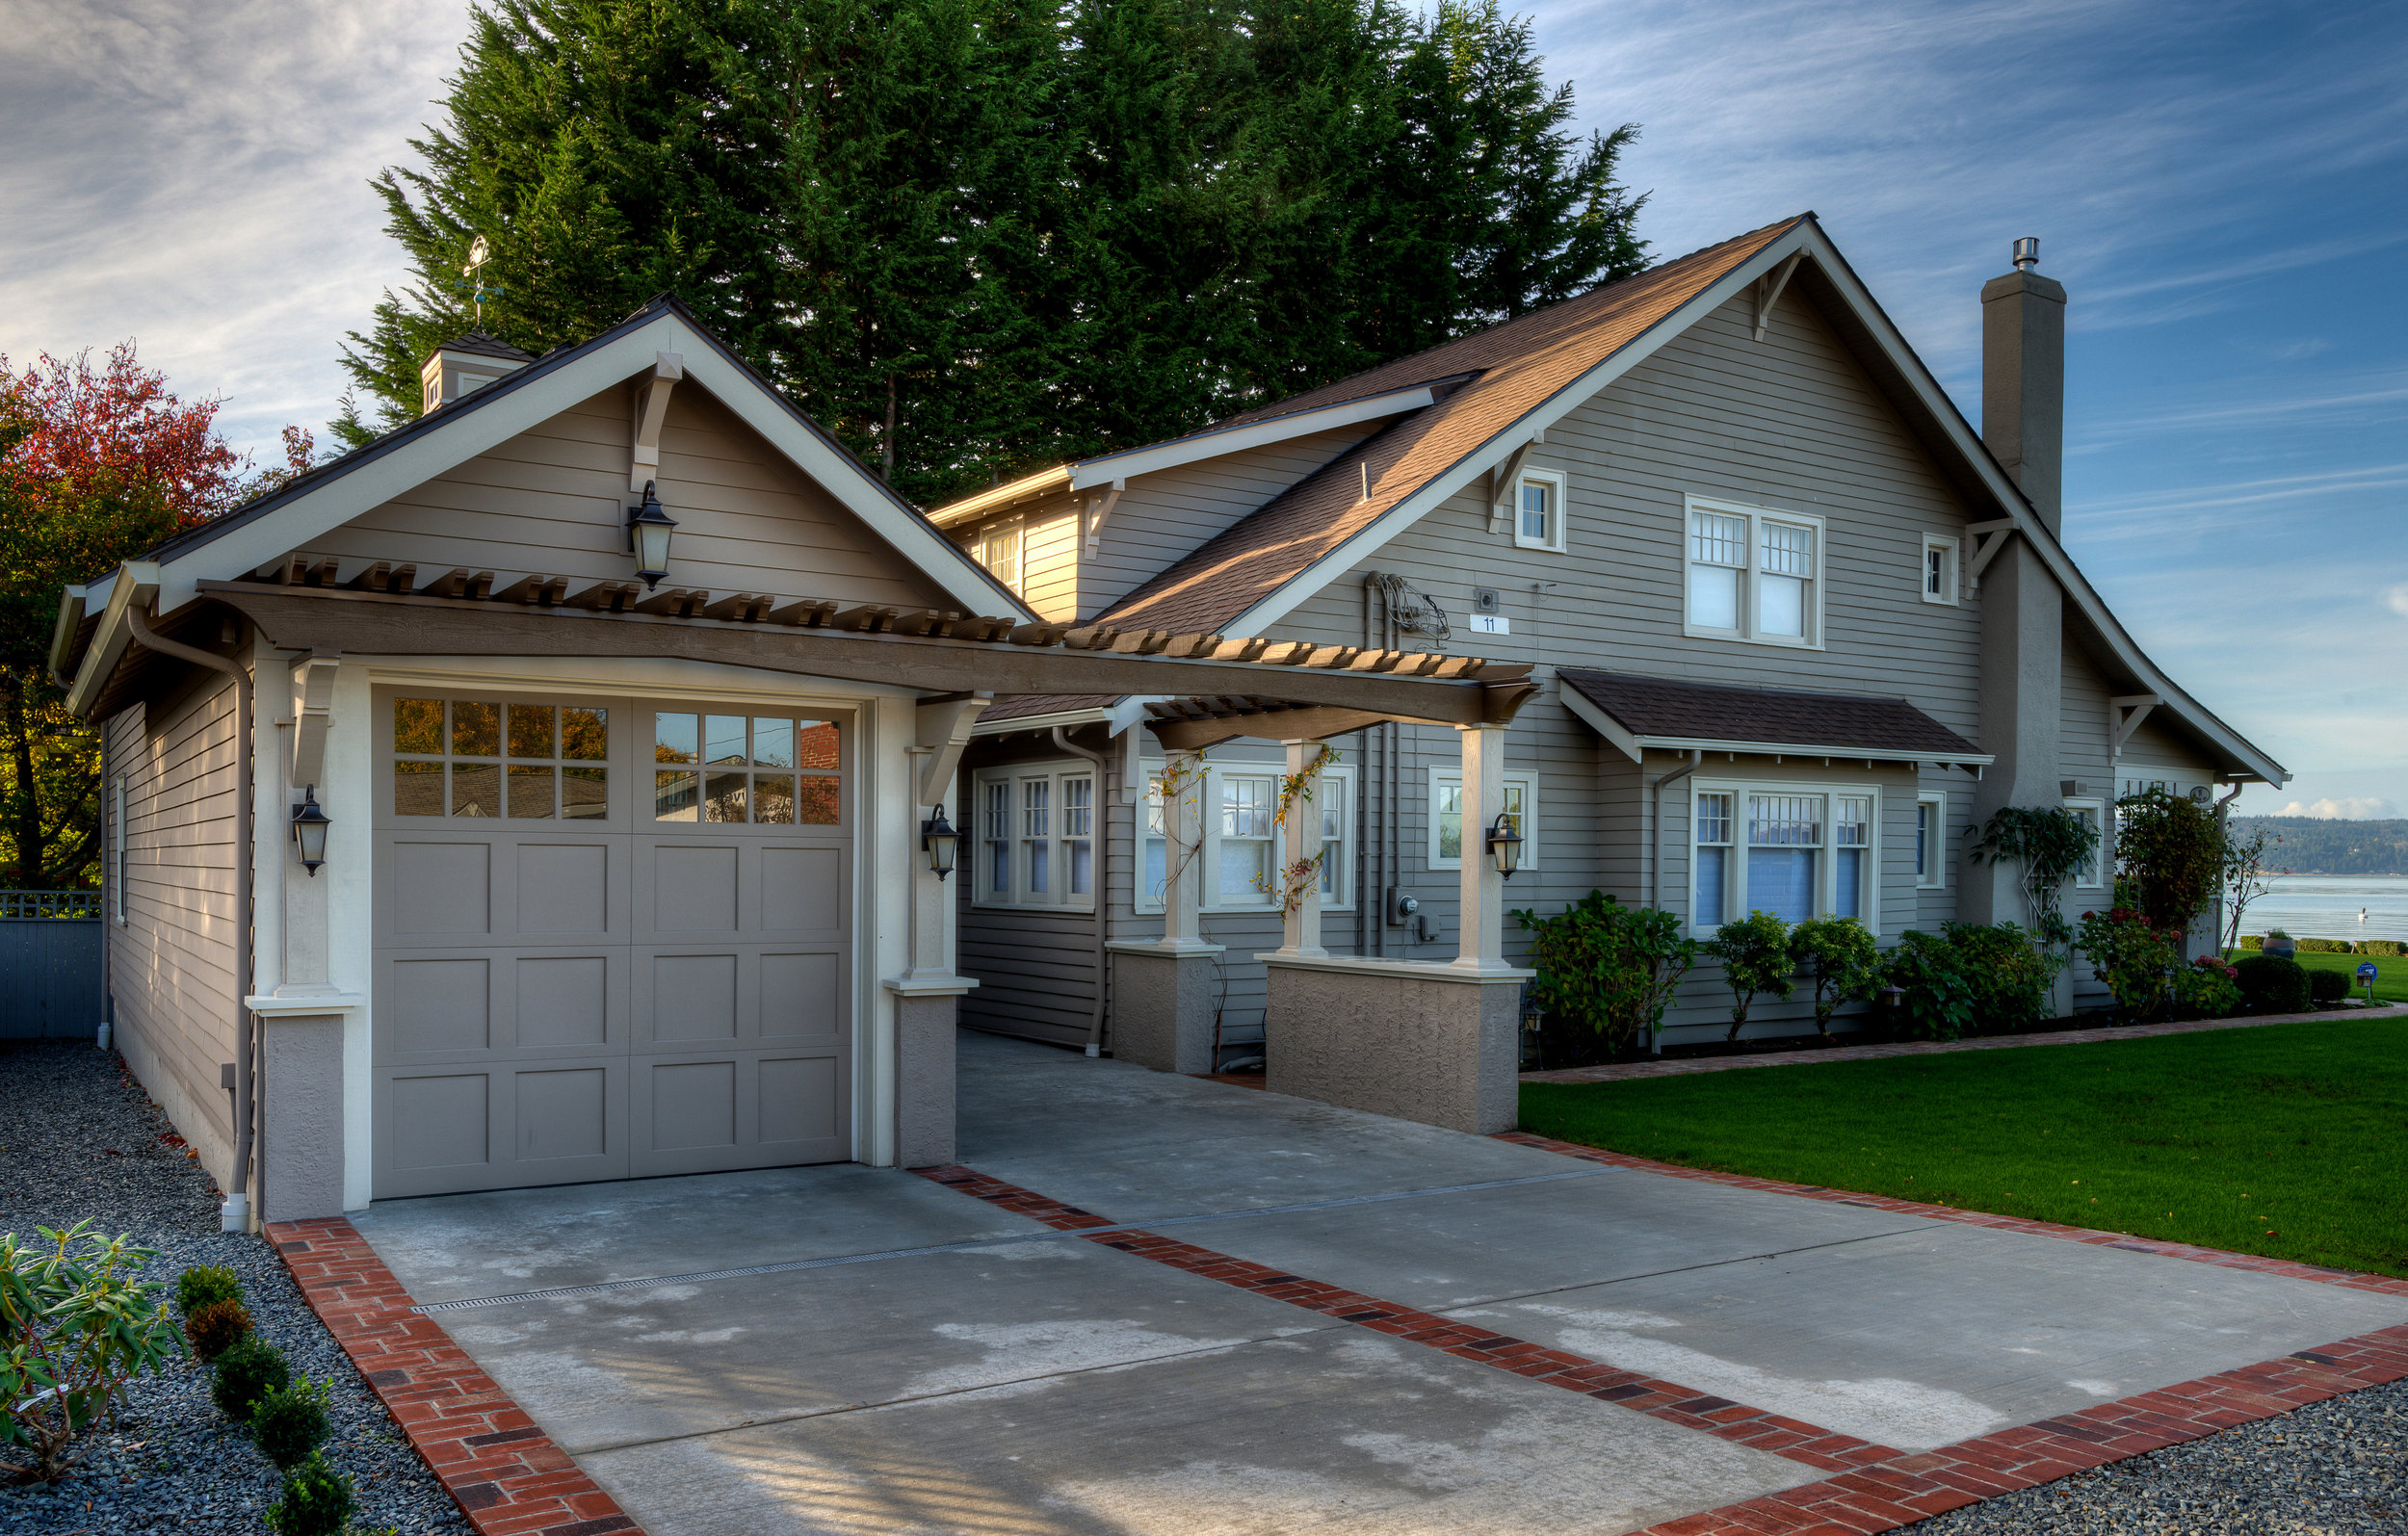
[969,707,1114,737]
[1068,385,1438,492]
[1559,688,1642,763]
[1228,228,1815,637]
[65,561,161,718]
[47,586,88,681]
[927,467,1072,529]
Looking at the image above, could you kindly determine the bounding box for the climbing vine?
[1964,804,2098,948]
[1254,745,1341,917]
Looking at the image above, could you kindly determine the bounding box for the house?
[935,215,2283,1063]
[50,214,2282,1230]
[48,299,1533,1227]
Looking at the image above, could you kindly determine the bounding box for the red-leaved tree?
[0,343,306,887]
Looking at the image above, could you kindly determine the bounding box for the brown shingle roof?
[1557,669,1982,759]
[1094,217,1807,635]
[437,328,537,362]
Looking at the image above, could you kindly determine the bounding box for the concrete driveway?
[352,1029,2407,1535]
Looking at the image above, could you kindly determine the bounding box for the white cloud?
[2277,797,2399,820]
[2387,585,2408,618]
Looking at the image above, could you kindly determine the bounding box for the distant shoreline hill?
[2229,817,2408,876]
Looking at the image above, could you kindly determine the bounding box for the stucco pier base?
[1260,955,1532,1134]
[1107,942,1225,1074]
[888,979,973,1168]
[254,1010,348,1223]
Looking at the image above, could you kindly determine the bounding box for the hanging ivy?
[1964,805,2097,947]
[1255,746,1340,917]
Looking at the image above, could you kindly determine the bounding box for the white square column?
[1160,749,1211,950]
[1274,740,1327,958]
[1452,722,1512,974]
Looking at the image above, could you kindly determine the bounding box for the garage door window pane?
[563,707,608,761]
[453,701,499,758]
[704,771,747,822]
[395,698,443,754]
[508,766,555,819]
[563,767,608,819]
[752,718,795,768]
[656,714,699,766]
[452,764,499,818]
[508,705,555,760]
[704,716,746,767]
[798,722,839,768]
[797,777,839,824]
[396,761,442,816]
[754,774,796,823]
[656,769,699,820]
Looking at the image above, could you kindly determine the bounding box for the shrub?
[176,1263,242,1318]
[2114,787,2222,934]
[266,1452,355,1536]
[185,1297,252,1363]
[2297,938,2354,953]
[2309,969,2350,1004]
[2361,940,2406,957]
[1942,921,2063,1031]
[251,1376,331,1470]
[2267,927,2292,941]
[2173,954,2241,1020]
[1881,930,1973,1041]
[1791,917,1880,1038]
[0,1222,185,1481]
[2238,934,2264,950]
[2074,907,2183,1021]
[1512,892,1696,1058]
[211,1334,290,1421]
[2233,953,2312,1014]
[1711,911,1794,1043]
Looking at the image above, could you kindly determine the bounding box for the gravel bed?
[1910,1375,2406,1533]
[0,1039,473,1534]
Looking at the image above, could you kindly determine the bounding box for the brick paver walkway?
[1522,1002,2401,1084]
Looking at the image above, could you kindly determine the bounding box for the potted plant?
[2263,927,2295,959]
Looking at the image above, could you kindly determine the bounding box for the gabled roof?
[1557,669,1990,767]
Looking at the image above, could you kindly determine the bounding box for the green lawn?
[1522,1016,2408,1279]
[2269,947,2408,1004]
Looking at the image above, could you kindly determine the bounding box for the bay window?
[1689,781,1879,933]
[1684,497,1824,648]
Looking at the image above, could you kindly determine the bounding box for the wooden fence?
[0,891,103,1040]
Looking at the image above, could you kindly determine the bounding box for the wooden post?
[1452,722,1511,974]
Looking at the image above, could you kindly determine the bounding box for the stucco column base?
[889,983,968,1169]
[1107,943,1225,1074]
[257,1012,347,1223]
[1261,955,1531,1134]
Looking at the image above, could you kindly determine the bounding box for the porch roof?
[1557,667,1992,769]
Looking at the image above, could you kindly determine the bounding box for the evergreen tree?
[339,0,1647,507]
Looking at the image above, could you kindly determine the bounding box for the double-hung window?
[1134,759,1356,913]
[1514,469,1568,553]
[1689,782,1879,933]
[974,762,1094,909]
[1915,792,1947,889]
[1685,498,1824,647]
[1922,534,1959,605]
[2064,797,2106,890]
[1217,773,1275,902]
[973,521,1023,593]
[1427,768,1537,871]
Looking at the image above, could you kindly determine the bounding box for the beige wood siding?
[104,675,244,1188]
[310,386,957,609]
[1019,508,1082,622]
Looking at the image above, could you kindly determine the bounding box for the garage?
[372,687,853,1198]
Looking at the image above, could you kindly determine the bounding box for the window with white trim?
[1922,534,1959,605]
[1427,767,1537,871]
[973,520,1023,593]
[1134,760,1356,913]
[1514,469,1568,553]
[1688,781,1880,933]
[1915,792,1946,889]
[111,775,127,924]
[973,762,1094,908]
[2064,797,2106,890]
[1684,498,1824,648]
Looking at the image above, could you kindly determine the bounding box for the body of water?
[2236,875,2408,945]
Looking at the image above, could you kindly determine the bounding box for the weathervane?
[458,234,505,323]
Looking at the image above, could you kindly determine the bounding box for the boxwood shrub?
[2238,934,2263,950]
[2233,953,2311,1014]
[2296,937,2354,953]
[211,1334,291,1421]
[2309,968,2350,1003]
[2361,939,2405,957]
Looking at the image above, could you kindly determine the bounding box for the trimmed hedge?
[2361,939,2405,957]
[2297,937,2355,953]
[2238,934,2263,950]
[2309,969,2350,1003]
[2234,953,2312,1014]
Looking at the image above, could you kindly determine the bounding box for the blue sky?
[5,0,2402,814]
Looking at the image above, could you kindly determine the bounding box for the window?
[1684,498,1824,648]
[1922,534,1959,605]
[974,521,1023,592]
[1688,781,1880,933]
[1513,469,1568,553]
[111,776,127,924]
[2065,797,2106,890]
[973,762,1096,908]
[394,696,612,820]
[1915,792,1947,889]
[1427,767,1537,871]
[652,712,838,823]
[1133,759,1356,914]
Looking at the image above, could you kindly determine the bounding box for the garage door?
[372,689,852,1198]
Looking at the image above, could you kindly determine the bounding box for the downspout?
[2213,780,2245,954]
[1645,749,1704,1057]
[125,605,255,1229]
[1052,726,1112,1057]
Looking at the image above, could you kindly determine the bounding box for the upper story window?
[975,762,1093,909]
[1684,498,1824,649]
[1514,470,1568,553]
[974,521,1023,593]
[1922,534,1959,605]
[1689,781,1879,934]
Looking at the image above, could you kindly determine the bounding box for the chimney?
[1980,237,2066,535]
[419,329,535,416]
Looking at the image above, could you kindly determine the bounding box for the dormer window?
[974,521,1023,592]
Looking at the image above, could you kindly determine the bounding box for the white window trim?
[972,517,1026,595]
[971,759,1099,911]
[2064,795,2107,891]
[111,775,127,924]
[1512,468,1569,554]
[1915,791,1947,890]
[1134,759,1357,915]
[1922,533,1959,606]
[1681,495,1827,650]
[1426,765,1539,872]
[1687,777,1881,937]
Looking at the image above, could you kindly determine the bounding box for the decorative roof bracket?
[629,351,686,493]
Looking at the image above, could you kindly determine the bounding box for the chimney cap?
[2012,237,2040,272]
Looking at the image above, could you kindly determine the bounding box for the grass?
[1521,1015,2408,1279]
[2256,947,2408,1004]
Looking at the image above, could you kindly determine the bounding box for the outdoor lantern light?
[1484,811,1524,878]
[291,789,331,876]
[627,481,678,588]
[921,804,960,880]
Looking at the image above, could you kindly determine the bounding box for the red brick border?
[1494,1131,2408,1299]
[268,1217,642,1536]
